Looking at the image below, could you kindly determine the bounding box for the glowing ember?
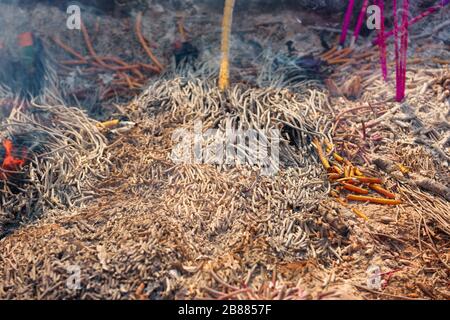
[1,139,26,180]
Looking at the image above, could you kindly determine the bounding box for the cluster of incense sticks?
[373,0,450,45]
[340,0,448,102]
[312,138,402,221]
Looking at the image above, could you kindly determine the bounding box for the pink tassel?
[340,0,356,46]
[353,0,370,45]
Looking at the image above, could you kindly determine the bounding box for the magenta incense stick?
[340,0,356,46]
[352,0,370,45]
[376,0,388,81]
[399,0,409,101]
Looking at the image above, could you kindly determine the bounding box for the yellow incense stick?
[218,0,235,91]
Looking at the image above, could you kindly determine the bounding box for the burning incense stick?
[218,0,235,91]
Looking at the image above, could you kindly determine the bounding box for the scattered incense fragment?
[347,194,402,205]
[397,163,410,174]
[369,184,396,199]
[328,173,342,180]
[332,165,343,175]
[352,208,369,221]
[337,176,383,184]
[96,119,120,129]
[341,182,369,195]
[333,152,344,163]
[354,167,363,176]
[354,176,383,184]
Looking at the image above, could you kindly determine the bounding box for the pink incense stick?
[373,0,448,45]
[352,0,370,45]
[393,0,410,102]
[393,0,400,100]
[376,0,388,81]
[340,0,356,46]
[399,0,409,101]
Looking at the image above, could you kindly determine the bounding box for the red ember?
[1,139,26,180]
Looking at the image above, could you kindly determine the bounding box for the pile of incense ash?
[0,99,108,238]
[0,1,448,300]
